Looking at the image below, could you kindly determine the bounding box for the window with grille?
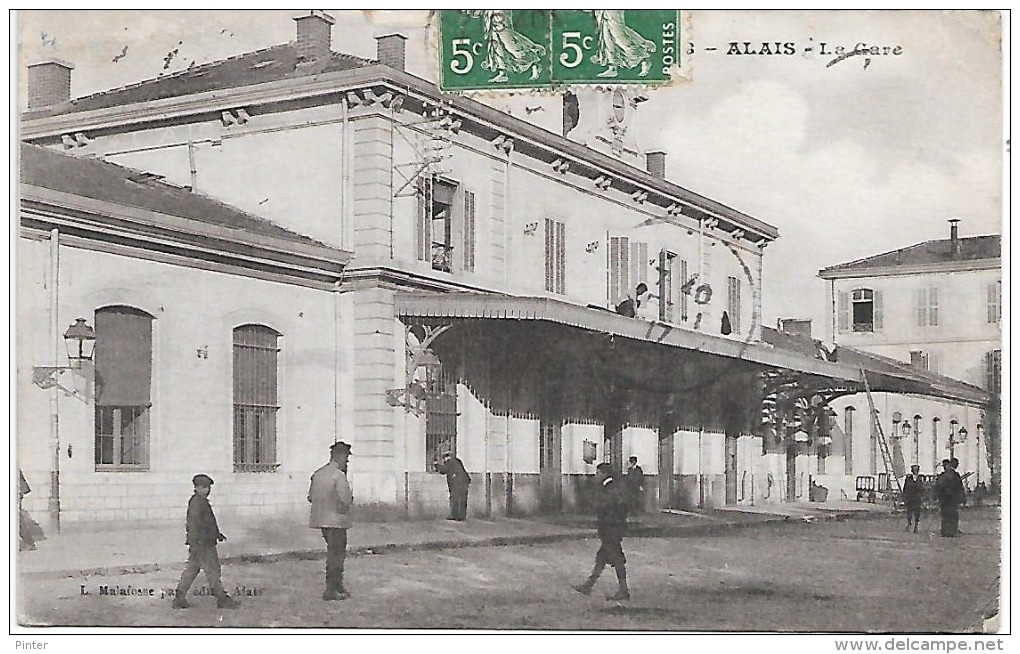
[987,282,1001,324]
[425,363,458,471]
[914,287,939,327]
[233,325,281,472]
[462,190,476,272]
[544,218,565,294]
[94,306,153,470]
[539,420,560,471]
[680,259,689,321]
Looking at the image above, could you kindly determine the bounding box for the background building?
[817,221,1001,496]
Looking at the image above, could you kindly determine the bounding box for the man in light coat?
[309,441,354,600]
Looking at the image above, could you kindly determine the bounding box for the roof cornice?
[20,64,778,243]
[818,258,1001,280]
[20,184,351,283]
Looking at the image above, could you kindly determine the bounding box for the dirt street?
[18,508,999,632]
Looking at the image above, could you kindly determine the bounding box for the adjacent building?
[817,221,1001,496]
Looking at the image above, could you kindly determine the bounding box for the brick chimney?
[375,34,407,71]
[293,10,335,60]
[778,318,812,339]
[27,59,73,109]
[645,151,667,179]
[910,350,924,368]
[949,218,961,257]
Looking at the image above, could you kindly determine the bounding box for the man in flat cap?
[436,449,470,521]
[172,474,240,609]
[309,441,354,600]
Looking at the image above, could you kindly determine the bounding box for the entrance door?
[725,433,738,505]
[539,419,562,512]
[658,423,675,509]
[604,417,624,473]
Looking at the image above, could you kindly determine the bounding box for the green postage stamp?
[438,10,680,91]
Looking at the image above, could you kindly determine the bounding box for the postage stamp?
[438,9,681,91]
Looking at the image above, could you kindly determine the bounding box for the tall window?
[425,361,458,470]
[680,259,689,321]
[544,218,565,294]
[987,281,1001,324]
[233,325,280,472]
[462,190,476,272]
[608,236,630,306]
[843,288,882,332]
[843,407,854,475]
[539,420,561,471]
[985,349,1001,394]
[417,177,457,273]
[659,250,676,322]
[914,287,939,327]
[94,306,153,470]
[727,276,741,334]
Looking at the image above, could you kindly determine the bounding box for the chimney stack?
[293,10,335,61]
[910,350,924,368]
[949,218,961,257]
[27,59,74,109]
[645,151,667,179]
[375,34,407,71]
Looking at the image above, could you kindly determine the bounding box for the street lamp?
[913,414,922,467]
[31,318,97,403]
[975,424,983,489]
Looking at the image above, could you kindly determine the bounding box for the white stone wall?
[17,237,340,526]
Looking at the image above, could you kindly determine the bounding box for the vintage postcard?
[12,9,1005,643]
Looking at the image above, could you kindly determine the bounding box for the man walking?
[309,441,354,600]
[625,456,645,515]
[934,458,965,537]
[901,464,923,533]
[172,474,240,609]
[573,462,631,601]
[437,450,471,521]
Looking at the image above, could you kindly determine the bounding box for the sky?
[16,10,1005,341]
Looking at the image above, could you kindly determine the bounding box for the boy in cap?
[309,441,354,600]
[573,462,631,601]
[172,474,240,609]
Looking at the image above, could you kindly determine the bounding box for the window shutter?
[545,218,554,292]
[630,241,649,286]
[416,178,432,262]
[680,259,689,320]
[609,236,629,304]
[837,291,849,332]
[929,286,939,326]
[556,220,566,294]
[914,289,925,327]
[462,190,476,272]
[95,307,153,406]
[729,276,741,333]
[873,290,883,330]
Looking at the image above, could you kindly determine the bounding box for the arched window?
[94,306,154,470]
[233,325,281,472]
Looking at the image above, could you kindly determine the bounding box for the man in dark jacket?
[935,458,966,537]
[437,450,471,521]
[573,463,631,601]
[901,464,923,533]
[173,474,240,609]
[625,456,645,515]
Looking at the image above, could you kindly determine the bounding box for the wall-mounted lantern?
[32,318,96,403]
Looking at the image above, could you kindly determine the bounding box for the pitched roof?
[19,142,327,248]
[762,325,989,405]
[24,43,372,118]
[819,235,1001,276]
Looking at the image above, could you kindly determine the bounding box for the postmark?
[438,9,681,92]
